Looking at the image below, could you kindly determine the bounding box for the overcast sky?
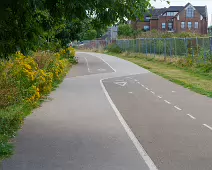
[150,0,212,26]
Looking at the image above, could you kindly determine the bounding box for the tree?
[118,24,134,37]
[83,30,97,40]
[0,0,155,58]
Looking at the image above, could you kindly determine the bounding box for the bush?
[118,24,134,38]
[106,43,122,53]
[0,47,76,159]
[83,30,97,40]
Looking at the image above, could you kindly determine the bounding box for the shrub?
[0,47,76,159]
[106,43,122,53]
[118,24,134,38]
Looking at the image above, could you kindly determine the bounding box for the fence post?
[158,39,161,56]
[150,39,152,55]
[184,38,188,57]
[154,38,156,57]
[203,38,206,63]
[196,37,199,59]
[164,39,166,59]
[192,45,194,62]
[145,38,148,56]
[142,39,144,53]
[174,38,177,56]
[170,39,172,57]
[210,36,212,55]
[138,39,141,53]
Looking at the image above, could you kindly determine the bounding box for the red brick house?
[132,3,208,34]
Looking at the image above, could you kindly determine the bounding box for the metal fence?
[82,37,212,63]
[82,40,115,49]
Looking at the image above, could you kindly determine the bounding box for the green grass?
[0,103,33,160]
[106,52,212,98]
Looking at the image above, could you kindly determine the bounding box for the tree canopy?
[0,0,153,58]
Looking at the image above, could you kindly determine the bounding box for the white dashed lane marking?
[128,78,212,133]
[174,106,182,111]
[203,124,212,131]
[164,100,171,104]
[84,57,91,73]
[187,114,196,120]
[150,91,155,95]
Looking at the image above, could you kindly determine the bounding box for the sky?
[150,0,212,26]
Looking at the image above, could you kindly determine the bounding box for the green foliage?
[0,0,154,58]
[118,24,134,37]
[0,48,75,160]
[83,30,97,40]
[106,43,122,53]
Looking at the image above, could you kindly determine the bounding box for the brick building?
[132,3,208,34]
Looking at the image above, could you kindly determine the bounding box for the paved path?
[2,52,212,170]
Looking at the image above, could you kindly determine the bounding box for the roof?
[144,8,167,20]
[145,3,207,19]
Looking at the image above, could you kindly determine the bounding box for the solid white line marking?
[164,100,171,104]
[150,91,155,95]
[158,96,162,99]
[187,114,196,120]
[146,87,150,90]
[100,79,158,170]
[84,57,91,73]
[174,106,182,111]
[96,56,116,72]
[203,124,212,131]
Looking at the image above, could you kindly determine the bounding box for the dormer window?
[146,16,151,21]
[186,6,194,18]
[167,12,174,16]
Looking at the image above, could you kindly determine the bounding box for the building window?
[186,6,194,18]
[167,12,174,16]
[162,23,166,29]
[195,22,198,29]
[181,22,185,29]
[168,23,173,30]
[188,22,192,29]
[146,17,151,20]
[144,25,150,31]
[165,12,177,16]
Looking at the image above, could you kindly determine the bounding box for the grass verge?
[106,52,212,98]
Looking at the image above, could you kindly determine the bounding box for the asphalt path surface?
[2,52,212,170]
